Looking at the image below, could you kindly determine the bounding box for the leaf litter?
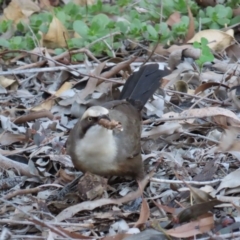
[1,1,240,240]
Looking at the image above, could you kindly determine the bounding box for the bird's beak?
[98,114,111,122]
[97,115,123,131]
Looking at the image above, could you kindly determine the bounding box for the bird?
[66,63,170,183]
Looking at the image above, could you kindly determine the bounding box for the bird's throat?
[74,125,118,174]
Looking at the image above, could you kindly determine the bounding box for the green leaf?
[91,13,110,28]
[206,6,214,17]
[39,24,49,33]
[68,38,85,48]
[159,22,169,34]
[147,25,158,38]
[200,37,208,46]
[201,18,211,24]
[73,20,89,38]
[56,11,67,25]
[217,18,230,26]
[225,7,233,18]
[55,48,65,55]
[116,21,129,33]
[24,36,35,50]
[198,9,205,18]
[193,41,201,49]
[130,18,142,31]
[0,38,9,48]
[12,36,22,45]
[230,15,240,25]
[17,21,25,32]
[210,22,220,29]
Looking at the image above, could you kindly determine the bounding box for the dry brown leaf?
[184,0,195,42]
[77,172,107,201]
[78,62,106,101]
[43,16,69,48]
[49,155,74,168]
[187,185,213,203]
[217,126,240,152]
[142,122,183,138]
[72,0,96,5]
[167,213,214,237]
[188,29,235,52]
[226,44,240,61]
[31,99,55,111]
[56,173,152,221]
[54,82,73,97]
[194,82,229,95]
[134,198,150,227]
[166,12,181,27]
[4,0,40,24]
[152,44,170,57]
[233,7,240,16]
[168,50,182,70]
[0,132,26,146]
[0,76,17,88]
[39,0,59,10]
[102,233,130,240]
[178,107,240,127]
[216,169,240,193]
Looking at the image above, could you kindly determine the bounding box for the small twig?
[189,90,214,109]
[0,198,71,238]
[150,178,221,185]
[166,89,231,105]
[126,39,168,60]
[0,62,159,76]
[4,187,42,200]
[14,49,134,84]
[0,219,92,229]
[198,231,240,240]
[13,110,54,124]
[87,31,120,49]
[1,135,62,157]
[5,236,44,240]
[103,39,116,58]
[142,115,202,125]
[183,132,220,144]
[3,183,63,200]
[27,25,41,49]
[0,154,32,177]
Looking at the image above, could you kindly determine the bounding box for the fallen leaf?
[4,0,40,24]
[188,29,235,52]
[134,198,150,227]
[216,169,240,193]
[167,213,214,237]
[166,12,181,27]
[43,16,69,48]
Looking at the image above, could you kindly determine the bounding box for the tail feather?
[119,64,171,110]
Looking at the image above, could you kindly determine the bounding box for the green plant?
[0,0,234,60]
[193,37,214,69]
[0,20,12,33]
[226,0,239,8]
[199,4,232,29]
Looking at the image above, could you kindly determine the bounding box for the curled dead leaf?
[188,29,235,52]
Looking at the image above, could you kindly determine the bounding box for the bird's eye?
[88,117,93,122]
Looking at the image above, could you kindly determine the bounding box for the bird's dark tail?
[119,64,171,110]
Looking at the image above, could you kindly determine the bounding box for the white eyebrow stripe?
[81,106,109,119]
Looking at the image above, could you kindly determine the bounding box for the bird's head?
[80,106,111,133]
